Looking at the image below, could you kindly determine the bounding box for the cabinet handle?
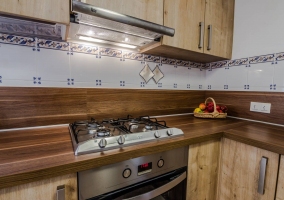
[258,157,268,195]
[57,185,65,200]
[198,22,204,49]
[207,25,212,50]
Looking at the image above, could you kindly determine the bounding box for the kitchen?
[0,0,284,199]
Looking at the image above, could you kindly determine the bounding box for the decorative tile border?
[228,58,248,67]
[211,61,228,69]
[99,47,122,58]
[144,54,160,63]
[249,54,274,64]
[190,62,201,68]
[123,52,143,61]
[70,43,98,55]
[176,60,190,67]
[0,34,35,47]
[37,39,69,51]
[161,57,176,65]
[276,52,284,61]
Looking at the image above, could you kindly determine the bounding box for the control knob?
[157,159,164,168]
[117,135,126,145]
[98,138,107,148]
[123,168,132,178]
[167,129,173,136]
[154,131,160,138]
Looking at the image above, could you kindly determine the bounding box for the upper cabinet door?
[85,0,164,25]
[204,0,234,59]
[0,0,70,24]
[163,0,205,53]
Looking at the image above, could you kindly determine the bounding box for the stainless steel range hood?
[68,0,175,49]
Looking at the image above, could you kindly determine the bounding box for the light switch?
[250,102,260,112]
[260,103,271,113]
[250,102,271,113]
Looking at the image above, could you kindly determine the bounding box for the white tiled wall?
[0,33,283,92]
[0,34,205,90]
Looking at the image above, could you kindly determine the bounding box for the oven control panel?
[78,146,188,200]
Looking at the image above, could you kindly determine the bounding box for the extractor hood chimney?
[68,0,175,49]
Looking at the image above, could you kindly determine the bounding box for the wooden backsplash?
[0,87,204,129]
[205,91,284,125]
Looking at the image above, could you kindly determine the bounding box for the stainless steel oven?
[78,147,188,200]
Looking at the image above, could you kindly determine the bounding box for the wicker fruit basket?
[194,97,227,119]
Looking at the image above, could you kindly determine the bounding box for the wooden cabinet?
[0,173,77,200]
[84,0,163,25]
[217,138,279,200]
[276,155,284,200]
[141,0,235,63]
[0,0,70,24]
[187,139,221,200]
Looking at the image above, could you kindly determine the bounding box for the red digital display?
[138,162,152,175]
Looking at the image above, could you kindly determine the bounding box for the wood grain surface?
[0,87,204,129]
[205,91,284,125]
[0,115,250,189]
[140,44,227,63]
[217,138,279,200]
[276,155,284,200]
[187,139,220,200]
[0,173,77,200]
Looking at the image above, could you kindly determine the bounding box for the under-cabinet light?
[78,36,137,49]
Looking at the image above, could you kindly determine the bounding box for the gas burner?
[102,119,114,124]
[74,121,88,126]
[97,129,111,137]
[88,122,99,128]
[145,124,153,130]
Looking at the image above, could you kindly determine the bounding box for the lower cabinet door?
[276,155,284,200]
[0,173,77,200]
[187,139,221,200]
[217,138,279,200]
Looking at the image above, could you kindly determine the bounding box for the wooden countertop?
[1,115,284,189]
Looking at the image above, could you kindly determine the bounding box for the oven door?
[89,167,187,200]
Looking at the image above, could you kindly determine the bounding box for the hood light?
[79,36,137,49]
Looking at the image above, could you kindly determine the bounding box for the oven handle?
[122,171,187,200]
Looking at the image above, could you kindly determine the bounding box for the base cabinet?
[0,173,77,200]
[276,155,284,200]
[217,138,279,200]
[187,139,221,200]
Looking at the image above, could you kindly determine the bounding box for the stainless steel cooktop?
[69,115,184,155]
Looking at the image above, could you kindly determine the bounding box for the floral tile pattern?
[99,47,122,58]
[123,52,143,61]
[70,43,98,55]
[144,54,160,63]
[228,58,248,66]
[249,54,274,64]
[37,39,69,51]
[275,52,284,61]
[161,57,176,65]
[0,34,35,46]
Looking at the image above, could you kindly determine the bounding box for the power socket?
[250,102,271,113]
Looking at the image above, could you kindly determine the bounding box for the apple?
[216,105,220,110]
[207,106,214,113]
[199,103,206,110]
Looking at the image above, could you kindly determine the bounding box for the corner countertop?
[1,114,284,189]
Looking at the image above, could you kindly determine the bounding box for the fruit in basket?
[220,105,228,113]
[207,106,214,113]
[194,108,203,113]
[199,103,206,110]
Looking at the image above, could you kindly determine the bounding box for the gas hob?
[69,115,184,155]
